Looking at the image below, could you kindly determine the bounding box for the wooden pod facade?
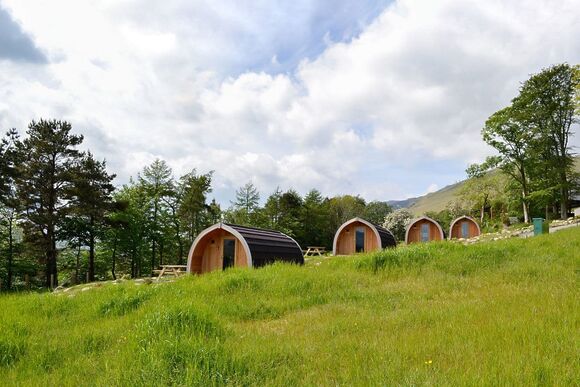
[405,216,444,244]
[333,217,396,255]
[449,216,481,239]
[187,223,303,274]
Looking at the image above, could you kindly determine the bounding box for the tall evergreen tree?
[0,129,22,289]
[67,152,115,282]
[178,169,213,249]
[301,189,327,247]
[16,120,83,288]
[139,159,173,275]
[231,181,260,225]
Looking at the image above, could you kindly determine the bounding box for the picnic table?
[303,246,326,257]
[154,265,187,281]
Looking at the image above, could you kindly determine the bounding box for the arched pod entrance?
[187,223,303,274]
[405,216,444,244]
[333,217,396,255]
[449,216,481,239]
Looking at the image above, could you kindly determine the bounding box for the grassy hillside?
[1,229,579,385]
[405,181,463,216]
[399,156,580,216]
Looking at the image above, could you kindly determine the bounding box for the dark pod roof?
[332,217,397,254]
[372,222,397,248]
[222,223,304,267]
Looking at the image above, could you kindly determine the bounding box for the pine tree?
[16,120,83,288]
[0,129,22,290]
[139,159,173,275]
[68,152,115,282]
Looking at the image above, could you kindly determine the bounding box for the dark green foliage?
[66,152,115,282]
[16,119,83,288]
[481,64,579,222]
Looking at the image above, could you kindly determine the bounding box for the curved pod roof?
[187,222,304,273]
[333,217,396,255]
[449,216,481,239]
[405,216,445,244]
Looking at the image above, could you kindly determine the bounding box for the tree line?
[1,63,577,291]
[0,124,392,290]
[388,63,580,234]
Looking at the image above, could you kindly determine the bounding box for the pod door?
[223,238,235,270]
[355,227,365,252]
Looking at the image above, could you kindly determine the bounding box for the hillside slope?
[393,156,580,216]
[1,229,579,385]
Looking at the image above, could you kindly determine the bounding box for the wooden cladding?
[405,217,444,244]
[187,223,303,275]
[333,218,396,255]
[449,216,481,239]
[189,229,249,274]
[335,222,379,255]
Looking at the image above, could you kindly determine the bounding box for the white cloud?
[426,184,439,194]
[0,0,579,204]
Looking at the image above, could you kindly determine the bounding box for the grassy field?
[1,229,579,386]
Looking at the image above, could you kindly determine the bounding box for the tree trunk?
[7,216,13,290]
[46,229,58,288]
[131,247,136,278]
[88,216,95,282]
[111,235,117,280]
[560,185,568,220]
[75,244,81,284]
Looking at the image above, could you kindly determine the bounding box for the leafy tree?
[363,201,392,224]
[207,199,222,223]
[516,63,579,218]
[382,208,413,243]
[482,106,537,223]
[263,187,283,229]
[460,157,505,223]
[16,120,83,288]
[278,189,303,238]
[109,182,149,278]
[67,152,115,282]
[300,189,328,247]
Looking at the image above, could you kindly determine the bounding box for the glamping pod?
[187,222,303,274]
[405,216,444,244]
[333,217,396,255]
[449,216,481,239]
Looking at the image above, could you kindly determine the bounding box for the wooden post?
[25,274,30,290]
[0,278,3,292]
[50,274,54,290]
[86,272,89,283]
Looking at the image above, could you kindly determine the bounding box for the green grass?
[1,229,579,386]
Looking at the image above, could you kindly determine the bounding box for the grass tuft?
[0,228,578,385]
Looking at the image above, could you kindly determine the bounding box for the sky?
[0,0,579,206]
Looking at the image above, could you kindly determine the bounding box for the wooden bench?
[155,265,187,281]
[303,246,326,257]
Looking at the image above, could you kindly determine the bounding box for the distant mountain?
[387,196,420,210]
[389,156,580,216]
[390,181,464,216]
